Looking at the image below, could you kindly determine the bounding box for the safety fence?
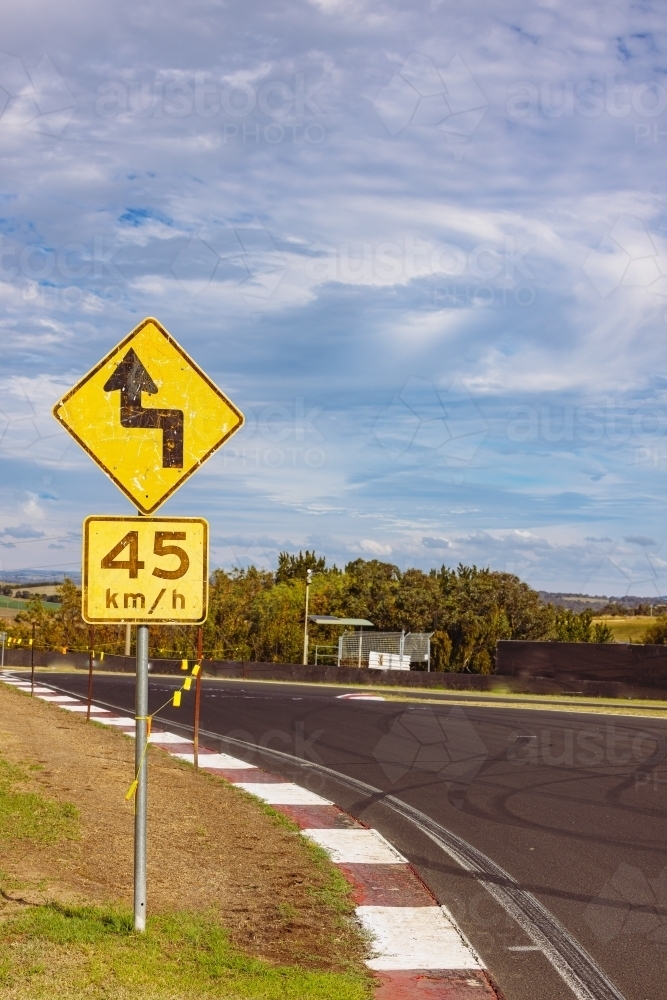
[338,631,432,669]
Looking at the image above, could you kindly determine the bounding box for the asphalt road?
[38,671,667,1000]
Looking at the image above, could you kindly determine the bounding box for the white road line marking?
[172,752,257,770]
[356,905,483,971]
[234,782,331,805]
[304,828,407,864]
[507,945,542,951]
[336,693,386,701]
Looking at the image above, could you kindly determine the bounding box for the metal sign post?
[134,623,149,932]
[86,626,95,722]
[0,632,6,669]
[193,626,203,770]
[30,622,35,695]
[302,569,312,665]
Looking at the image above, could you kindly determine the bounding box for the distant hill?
[0,570,81,586]
[539,592,667,612]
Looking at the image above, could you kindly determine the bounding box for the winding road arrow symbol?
[103,348,184,468]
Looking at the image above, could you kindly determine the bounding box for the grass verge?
[0,904,371,1000]
[0,756,78,844]
[0,697,372,999]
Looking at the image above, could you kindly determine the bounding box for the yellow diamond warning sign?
[53,317,244,514]
[83,516,208,624]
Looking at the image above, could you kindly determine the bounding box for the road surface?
[37,671,667,1000]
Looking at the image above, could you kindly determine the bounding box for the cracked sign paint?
[52,317,244,514]
[83,515,208,624]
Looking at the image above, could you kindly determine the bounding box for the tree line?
[5,552,617,673]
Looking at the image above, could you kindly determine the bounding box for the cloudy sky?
[1,0,667,594]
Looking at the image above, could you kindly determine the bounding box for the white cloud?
[0,1,665,588]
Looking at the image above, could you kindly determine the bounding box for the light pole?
[303,568,312,665]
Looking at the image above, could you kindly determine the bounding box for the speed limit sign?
[82,515,208,624]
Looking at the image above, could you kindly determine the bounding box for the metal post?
[30,622,35,695]
[193,627,202,770]
[86,627,94,721]
[0,631,5,669]
[302,569,311,665]
[134,623,149,933]
[357,628,362,669]
[125,623,132,657]
[337,635,342,668]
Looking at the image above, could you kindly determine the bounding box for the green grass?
[0,905,372,999]
[0,756,79,844]
[0,596,60,611]
[593,615,653,643]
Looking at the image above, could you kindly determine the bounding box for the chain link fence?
[338,631,432,669]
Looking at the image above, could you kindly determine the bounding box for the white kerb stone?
[357,906,484,971]
[60,704,106,713]
[304,828,407,864]
[235,782,331,805]
[126,731,193,744]
[172,753,257,770]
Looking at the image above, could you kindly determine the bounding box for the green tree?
[435,564,549,672]
[275,550,327,583]
[644,616,667,644]
[550,608,593,642]
[592,622,614,643]
[430,631,452,671]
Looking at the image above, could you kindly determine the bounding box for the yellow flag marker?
[125,780,138,801]
[184,676,192,691]
[192,663,200,677]
[61,646,67,655]
[172,690,181,707]
[181,659,188,671]
[28,638,33,646]
[100,651,105,661]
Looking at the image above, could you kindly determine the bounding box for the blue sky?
[1,1,667,594]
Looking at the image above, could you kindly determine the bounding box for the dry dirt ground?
[0,683,365,971]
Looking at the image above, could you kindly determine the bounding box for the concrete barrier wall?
[6,642,667,701]
[2,648,499,690]
[496,640,667,700]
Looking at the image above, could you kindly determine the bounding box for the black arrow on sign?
[103,348,184,468]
